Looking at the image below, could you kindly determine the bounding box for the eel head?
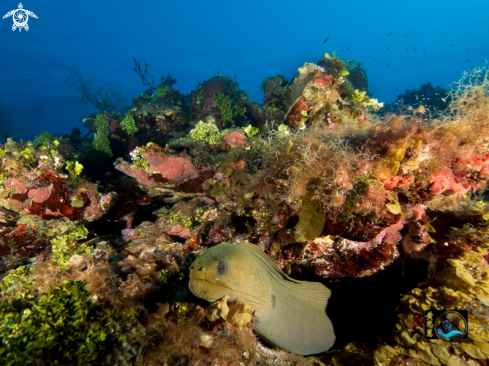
[188,244,250,303]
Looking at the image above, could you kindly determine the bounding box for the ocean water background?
[0,0,487,141]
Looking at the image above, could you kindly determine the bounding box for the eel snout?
[189,262,210,281]
[190,264,207,272]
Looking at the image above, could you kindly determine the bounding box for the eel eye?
[218,261,226,274]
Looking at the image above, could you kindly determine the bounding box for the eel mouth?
[188,278,235,302]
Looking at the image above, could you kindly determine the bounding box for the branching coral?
[60,62,126,113]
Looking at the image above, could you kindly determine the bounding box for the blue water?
[1,0,488,140]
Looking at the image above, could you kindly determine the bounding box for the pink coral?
[429,167,470,195]
[4,178,28,194]
[380,175,414,190]
[115,162,158,187]
[145,154,199,184]
[167,224,191,240]
[223,131,247,148]
[27,183,53,203]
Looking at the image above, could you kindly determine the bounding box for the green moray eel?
[188,242,335,355]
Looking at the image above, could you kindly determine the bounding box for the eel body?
[188,242,335,355]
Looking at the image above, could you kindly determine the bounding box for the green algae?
[0,280,143,366]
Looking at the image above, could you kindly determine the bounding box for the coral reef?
[381,82,452,120]
[190,75,252,128]
[2,57,489,365]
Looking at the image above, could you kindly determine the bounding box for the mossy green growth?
[174,302,188,326]
[156,83,173,98]
[133,157,150,170]
[189,120,222,145]
[196,95,205,105]
[276,124,291,139]
[20,146,34,160]
[212,93,246,122]
[33,131,57,149]
[92,114,113,157]
[51,224,90,269]
[2,265,33,288]
[65,160,83,177]
[160,269,184,285]
[352,89,384,110]
[0,280,142,366]
[300,110,309,127]
[120,115,139,137]
[266,105,280,114]
[242,125,259,138]
[169,212,201,230]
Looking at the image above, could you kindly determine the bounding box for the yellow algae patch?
[374,137,412,179]
[294,197,326,242]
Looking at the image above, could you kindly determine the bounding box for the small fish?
[323,36,330,44]
[395,88,398,90]
[405,34,409,37]
[412,48,417,51]
[388,63,390,67]
[387,32,392,36]
[423,52,426,54]
[466,60,470,62]
[386,47,390,50]
[450,44,454,47]
[467,49,470,52]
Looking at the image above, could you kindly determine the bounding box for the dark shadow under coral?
[323,257,428,350]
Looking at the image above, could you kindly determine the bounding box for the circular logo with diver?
[434,311,468,342]
[2,3,38,32]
